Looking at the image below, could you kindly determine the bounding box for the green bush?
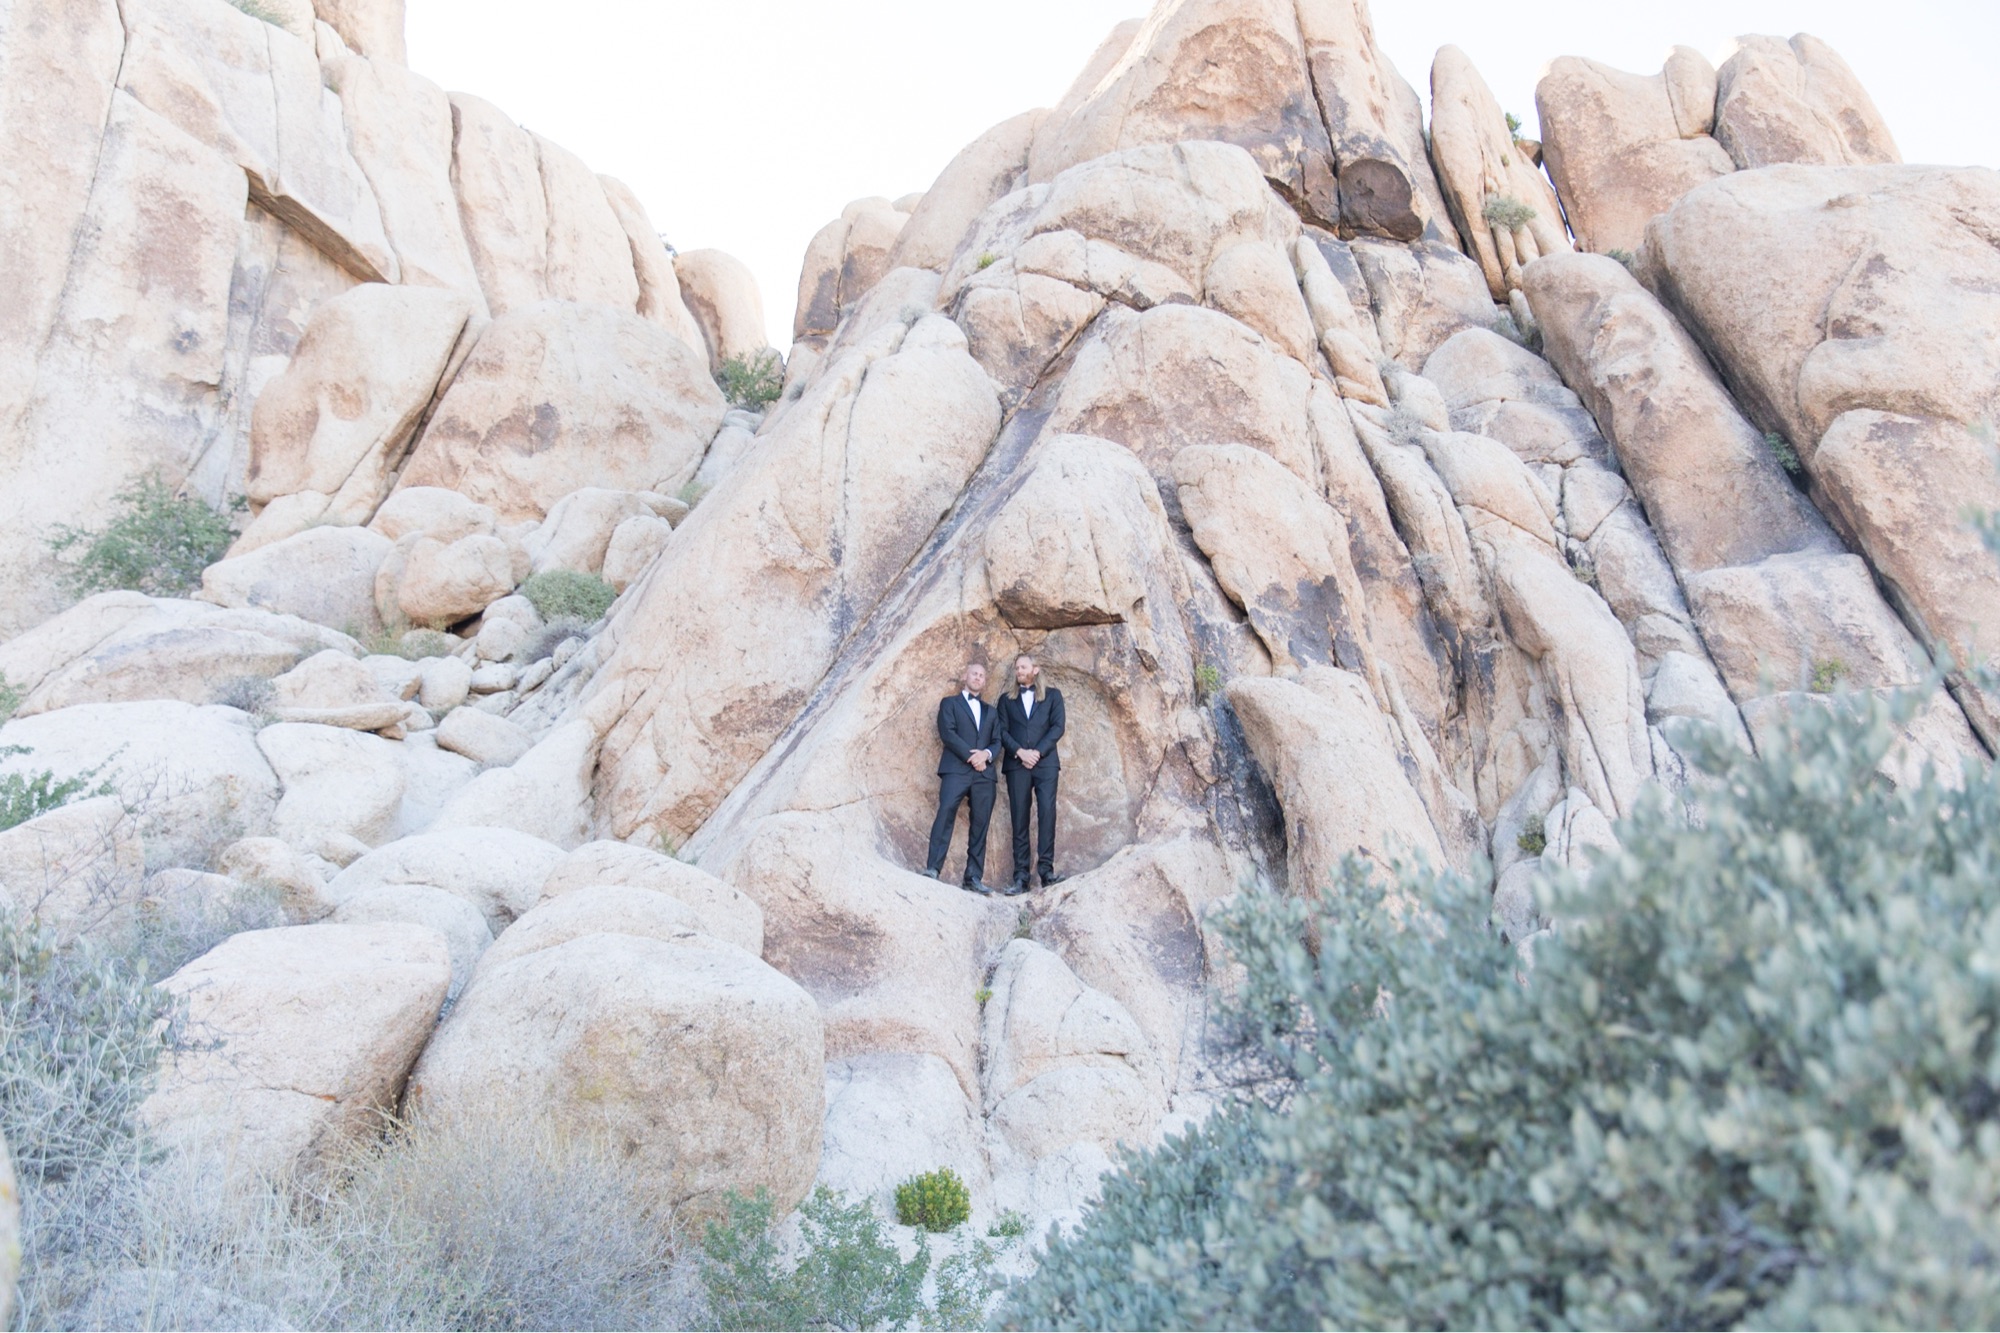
[1481,193,1538,230]
[1010,686,2000,1329]
[1514,809,1547,855]
[716,350,784,411]
[47,476,238,598]
[895,1168,971,1233]
[0,674,20,726]
[518,570,616,623]
[0,748,111,833]
[1767,428,1804,475]
[703,1187,928,1331]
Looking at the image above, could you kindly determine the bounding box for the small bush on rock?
[715,350,784,411]
[1011,685,2000,1330]
[895,1168,970,1233]
[0,674,21,725]
[704,1187,929,1331]
[0,749,111,833]
[47,476,237,598]
[519,570,616,623]
[1481,192,1537,230]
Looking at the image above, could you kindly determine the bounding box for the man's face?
[1015,656,1037,690]
[964,663,987,695]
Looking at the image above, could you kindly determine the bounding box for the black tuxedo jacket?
[997,686,1065,773]
[935,693,1001,779]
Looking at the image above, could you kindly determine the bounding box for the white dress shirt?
[962,691,981,728]
[1021,689,1035,718]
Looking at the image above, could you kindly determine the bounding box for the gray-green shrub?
[519,569,617,623]
[0,749,111,833]
[46,475,238,598]
[1010,686,2000,1330]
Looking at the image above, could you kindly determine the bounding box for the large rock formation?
[0,0,1988,1252]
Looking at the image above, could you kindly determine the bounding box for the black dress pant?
[1006,764,1059,881]
[925,771,995,882]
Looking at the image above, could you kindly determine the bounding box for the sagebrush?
[46,476,237,598]
[1012,685,2000,1329]
[519,569,616,623]
[895,1168,971,1233]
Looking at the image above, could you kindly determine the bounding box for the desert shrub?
[1482,192,1537,230]
[988,1209,1027,1241]
[1,914,180,1325]
[1767,428,1804,475]
[0,748,111,833]
[1010,685,2000,1330]
[1810,657,1849,693]
[225,0,291,24]
[210,674,276,717]
[1505,110,1524,137]
[704,1187,928,1331]
[46,475,237,598]
[1608,246,1639,271]
[1514,809,1547,855]
[519,569,616,623]
[716,350,784,411]
[108,878,288,984]
[1193,663,1224,701]
[676,479,709,509]
[895,1168,970,1233]
[0,674,20,726]
[515,614,596,666]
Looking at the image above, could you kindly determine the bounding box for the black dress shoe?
[1004,877,1031,896]
[919,867,941,880]
[961,878,996,896]
[1039,871,1068,887]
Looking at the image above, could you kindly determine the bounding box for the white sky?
[407,0,1998,349]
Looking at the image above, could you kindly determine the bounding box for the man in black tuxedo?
[997,653,1066,894]
[922,661,1001,894]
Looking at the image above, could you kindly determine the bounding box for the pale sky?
[408,0,1998,350]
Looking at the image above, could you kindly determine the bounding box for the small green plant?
[895,1167,971,1233]
[47,476,238,598]
[675,480,709,510]
[519,570,617,623]
[1515,810,1547,856]
[1568,554,1597,586]
[976,251,999,271]
[1194,662,1224,702]
[1809,658,1848,693]
[515,615,595,666]
[1011,910,1034,942]
[0,748,112,833]
[225,0,290,25]
[210,675,274,718]
[1481,193,1537,231]
[974,987,993,1007]
[703,1187,932,1331]
[365,622,459,661]
[715,350,784,411]
[0,674,20,726]
[1504,111,1523,137]
[988,1209,1028,1241]
[1767,429,1803,475]
[1607,247,1638,271]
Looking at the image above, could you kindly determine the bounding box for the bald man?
[920,660,1001,895]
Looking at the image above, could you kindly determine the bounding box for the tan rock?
[313,0,406,63]
[1227,667,1444,889]
[819,1054,990,1213]
[1026,0,1338,226]
[590,315,1000,843]
[141,923,449,1179]
[217,836,334,922]
[259,723,407,862]
[269,649,402,726]
[541,840,763,956]
[1295,0,1451,241]
[407,925,825,1216]
[1349,235,1497,368]
[534,134,640,311]
[331,881,490,1000]
[598,175,705,351]
[396,534,515,626]
[448,93,549,316]
[1536,47,1735,254]
[795,197,912,341]
[0,702,279,850]
[524,488,654,576]
[1429,45,1570,297]
[367,486,496,544]
[244,284,474,528]
[1203,241,1316,365]
[1524,252,1838,575]
[0,90,246,640]
[1713,34,1898,169]
[674,248,770,373]
[1642,165,2000,740]
[435,706,533,768]
[428,719,598,848]
[118,0,394,282]
[202,526,395,638]
[327,53,481,301]
[397,302,726,522]
[888,109,1046,273]
[601,514,675,592]
[330,826,566,934]
[478,883,704,973]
